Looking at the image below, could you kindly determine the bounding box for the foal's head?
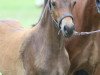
[46,0,76,37]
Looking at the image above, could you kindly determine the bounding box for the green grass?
[0,0,42,28]
[0,72,2,75]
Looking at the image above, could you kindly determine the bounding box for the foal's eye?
[51,2,56,7]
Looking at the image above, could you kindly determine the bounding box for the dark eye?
[51,1,56,7]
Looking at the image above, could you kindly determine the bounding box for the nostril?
[71,25,75,30]
[64,25,75,32]
[64,26,67,31]
[63,25,75,37]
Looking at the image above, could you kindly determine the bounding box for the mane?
[32,0,49,27]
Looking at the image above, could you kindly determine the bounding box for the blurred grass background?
[0,0,42,28]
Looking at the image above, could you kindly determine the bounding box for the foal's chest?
[47,51,70,75]
[35,50,70,75]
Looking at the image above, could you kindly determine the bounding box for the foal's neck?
[36,6,65,51]
[30,6,66,70]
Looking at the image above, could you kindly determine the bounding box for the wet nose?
[63,25,75,37]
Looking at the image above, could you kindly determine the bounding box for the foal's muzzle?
[63,25,75,37]
[60,14,75,37]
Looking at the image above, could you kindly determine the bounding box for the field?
[0,0,42,28]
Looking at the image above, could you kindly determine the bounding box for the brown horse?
[65,0,100,75]
[0,0,76,75]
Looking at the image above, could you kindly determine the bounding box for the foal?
[22,0,76,75]
[0,0,76,75]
